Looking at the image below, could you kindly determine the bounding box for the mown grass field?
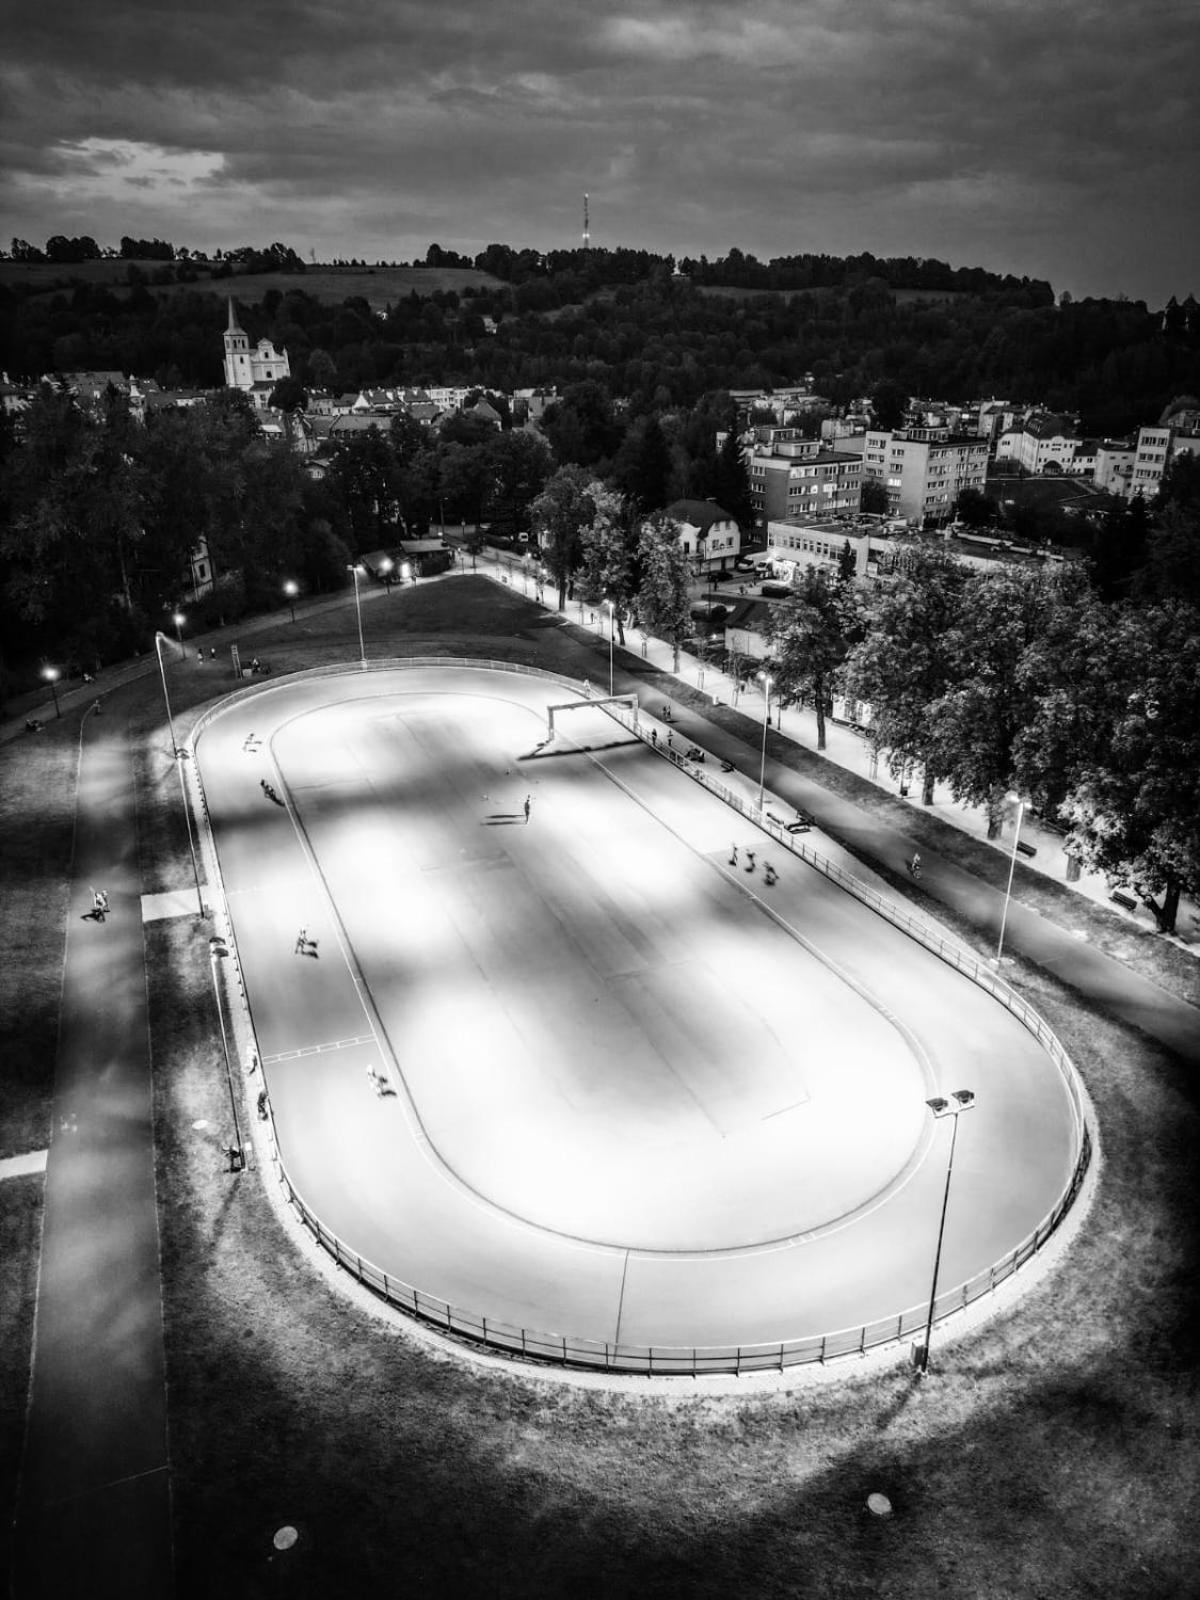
[2,577,1198,1598]
[0,260,502,309]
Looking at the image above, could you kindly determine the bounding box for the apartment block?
[861,426,989,525]
[746,429,863,523]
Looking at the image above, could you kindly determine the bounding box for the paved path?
[12,713,175,1599]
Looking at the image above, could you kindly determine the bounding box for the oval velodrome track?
[194,663,1088,1364]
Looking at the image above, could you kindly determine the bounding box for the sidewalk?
[11,717,174,1598]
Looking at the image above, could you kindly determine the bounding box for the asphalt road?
[195,664,1085,1356]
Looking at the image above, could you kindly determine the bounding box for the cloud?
[0,0,1197,301]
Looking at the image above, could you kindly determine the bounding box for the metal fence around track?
[189,657,1097,1376]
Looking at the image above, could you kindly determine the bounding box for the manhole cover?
[867,1493,893,1517]
[273,1526,299,1551]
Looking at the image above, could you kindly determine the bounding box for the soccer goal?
[546,692,639,740]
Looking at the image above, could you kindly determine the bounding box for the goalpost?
[546,693,639,740]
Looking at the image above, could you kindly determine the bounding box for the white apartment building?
[1127,423,1200,499]
[861,426,988,525]
[746,429,863,523]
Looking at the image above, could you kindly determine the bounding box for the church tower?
[223,299,252,389]
[222,297,290,406]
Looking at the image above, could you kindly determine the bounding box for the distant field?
[695,284,967,304]
[985,473,1102,512]
[0,261,502,309]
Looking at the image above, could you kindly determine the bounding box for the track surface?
[196,665,1082,1352]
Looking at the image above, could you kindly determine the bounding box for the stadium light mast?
[347,564,367,669]
[757,671,773,811]
[582,192,590,252]
[916,1090,975,1375]
[154,631,205,917]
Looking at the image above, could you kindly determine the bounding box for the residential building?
[723,598,774,662]
[222,298,290,409]
[1127,422,1200,499]
[862,425,988,525]
[1093,440,1136,496]
[746,429,864,523]
[662,499,741,572]
[995,412,1079,475]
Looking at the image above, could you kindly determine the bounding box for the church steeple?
[221,295,290,402]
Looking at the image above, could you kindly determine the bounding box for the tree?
[1013,590,1200,932]
[635,514,692,669]
[765,567,862,750]
[870,380,908,431]
[575,484,635,644]
[613,414,674,513]
[860,478,889,517]
[327,427,402,549]
[483,430,553,541]
[924,565,1064,836]
[530,465,594,609]
[710,424,755,527]
[844,545,971,803]
[954,486,992,528]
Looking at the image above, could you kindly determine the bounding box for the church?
[222,298,290,409]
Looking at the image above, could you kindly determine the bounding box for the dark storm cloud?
[2,0,1197,302]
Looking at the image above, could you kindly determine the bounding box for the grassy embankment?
[3,576,1198,1597]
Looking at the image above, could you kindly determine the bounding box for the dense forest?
[3,242,1198,439]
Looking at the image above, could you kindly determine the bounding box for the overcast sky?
[3,0,1197,306]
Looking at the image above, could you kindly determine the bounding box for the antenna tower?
[582,193,590,252]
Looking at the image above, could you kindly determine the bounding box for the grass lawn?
[3,576,1199,1597]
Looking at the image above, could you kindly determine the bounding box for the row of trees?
[523,456,1199,934]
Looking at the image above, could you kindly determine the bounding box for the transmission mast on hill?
[582,193,590,253]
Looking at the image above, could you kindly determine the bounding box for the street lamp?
[994,793,1026,964]
[757,671,773,811]
[284,579,298,622]
[42,665,62,718]
[379,556,394,594]
[172,610,185,650]
[346,563,366,669]
[606,600,615,695]
[154,631,205,917]
[916,1089,976,1375]
[208,938,244,1172]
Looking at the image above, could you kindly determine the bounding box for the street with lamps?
[42,665,62,718]
[346,563,367,668]
[284,579,298,622]
[916,1088,976,1375]
[208,938,245,1172]
[993,792,1027,964]
[757,671,773,811]
[153,630,206,917]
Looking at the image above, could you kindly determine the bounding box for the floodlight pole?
[606,600,615,695]
[42,666,62,718]
[347,564,366,668]
[154,631,205,917]
[995,797,1026,963]
[917,1090,975,1375]
[757,672,773,811]
[209,942,244,1171]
